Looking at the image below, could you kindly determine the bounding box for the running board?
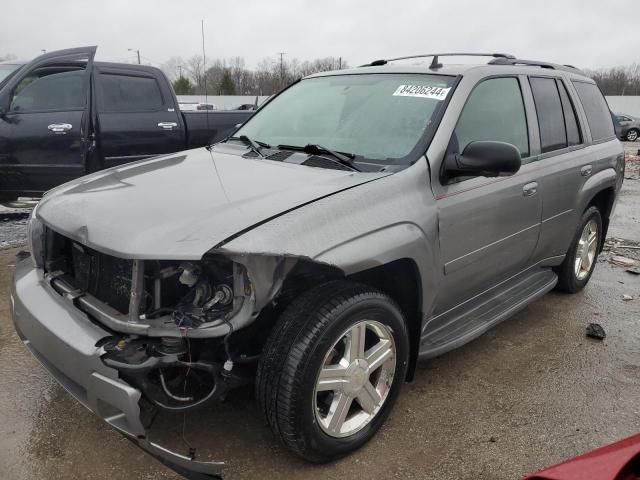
[419,269,557,359]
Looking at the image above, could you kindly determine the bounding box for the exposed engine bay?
[39,226,307,413]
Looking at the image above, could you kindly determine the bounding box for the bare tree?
[167,54,350,96]
[0,53,17,62]
[586,64,640,96]
[186,55,206,92]
[161,56,187,82]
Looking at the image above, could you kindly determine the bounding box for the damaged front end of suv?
[17,198,350,478]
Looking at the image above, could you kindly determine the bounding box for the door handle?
[581,165,593,177]
[48,123,73,134]
[158,122,178,130]
[523,182,538,197]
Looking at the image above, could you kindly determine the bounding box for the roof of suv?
[308,54,593,82]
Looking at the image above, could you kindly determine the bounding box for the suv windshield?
[235,73,455,164]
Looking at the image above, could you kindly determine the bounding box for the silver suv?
[12,53,624,477]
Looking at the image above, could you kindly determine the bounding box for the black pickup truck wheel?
[256,281,409,463]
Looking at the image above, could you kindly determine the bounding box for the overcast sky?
[2,0,636,70]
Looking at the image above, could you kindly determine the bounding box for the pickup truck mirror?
[443,140,521,179]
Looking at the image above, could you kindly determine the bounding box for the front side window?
[98,73,164,112]
[453,77,529,157]
[235,73,456,164]
[10,68,87,112]
[572,81,615,142]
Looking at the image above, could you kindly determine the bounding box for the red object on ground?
[525,434,640,480]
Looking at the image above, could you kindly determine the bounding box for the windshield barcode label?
[392,85,451,101]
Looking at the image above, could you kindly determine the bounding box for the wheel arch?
[347,258,423,382]
[577,168,618,250]
[584,185,616,251]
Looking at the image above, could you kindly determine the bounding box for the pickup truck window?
[572,81,615,142]
[98,73,164,112]
[10,69,86,112]
[530,77,568,153]
[453,77,529,158]
[235,73,455,164]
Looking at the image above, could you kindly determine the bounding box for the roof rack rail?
[488,57,584,74]
[359,52,516,68]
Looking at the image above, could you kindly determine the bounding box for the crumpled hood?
[37,146,388,259]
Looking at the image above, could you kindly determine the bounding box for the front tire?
[555,206,602,293]
[256,281,409,462]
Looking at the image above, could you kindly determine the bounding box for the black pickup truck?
[0,46,253,202]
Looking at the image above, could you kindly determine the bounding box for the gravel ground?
[0,206,30,250]
[0,145,639,479]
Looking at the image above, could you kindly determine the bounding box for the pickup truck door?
[432,76,542,315]
[94,66,185,168]
[0,46,96,199]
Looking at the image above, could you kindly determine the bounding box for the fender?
[315,222,438,315]
[576,167,617,214]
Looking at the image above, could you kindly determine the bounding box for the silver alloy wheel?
[574,219,598,280]
[627,130,639,141]
[313,320,396,438]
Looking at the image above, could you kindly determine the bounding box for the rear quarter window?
[98,73,164,112]
[572,81,615,142]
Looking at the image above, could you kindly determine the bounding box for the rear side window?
[557,80,581,146]
[530,77,567,153]
[99,73,164,112]
[453,77,529,157]
[572,81,615,141]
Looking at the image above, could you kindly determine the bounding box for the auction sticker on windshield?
[393,85,451,100]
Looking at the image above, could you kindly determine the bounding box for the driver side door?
[432,76,542,315]
[0,47,95,198]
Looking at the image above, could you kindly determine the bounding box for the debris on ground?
[15,250,30,261]
[625,153,640,180]
[627,266,640,275]
[586,323,606,340]
[622,294,633,301]
[609,255,637,268]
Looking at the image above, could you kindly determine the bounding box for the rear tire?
[256,281,409,463]
[626,129,639,142]
[555,206,602,293]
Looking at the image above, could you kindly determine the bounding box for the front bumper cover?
[11,259,224,479]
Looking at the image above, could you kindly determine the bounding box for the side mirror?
[443,140,521,179]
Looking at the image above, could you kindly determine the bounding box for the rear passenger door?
[94,66,185,168]
[433,76,542,314]
[527,76,590,262]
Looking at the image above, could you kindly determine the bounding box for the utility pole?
[128,48,141,64]
[339,56,342,69]
[277,52,286,87]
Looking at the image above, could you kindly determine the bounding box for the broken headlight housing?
[141,257,239,329]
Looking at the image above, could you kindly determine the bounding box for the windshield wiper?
[277,144,361,171]
[231,135,271,158]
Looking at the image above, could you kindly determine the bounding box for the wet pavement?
[1,158,639,479]
[0,206,30,250]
